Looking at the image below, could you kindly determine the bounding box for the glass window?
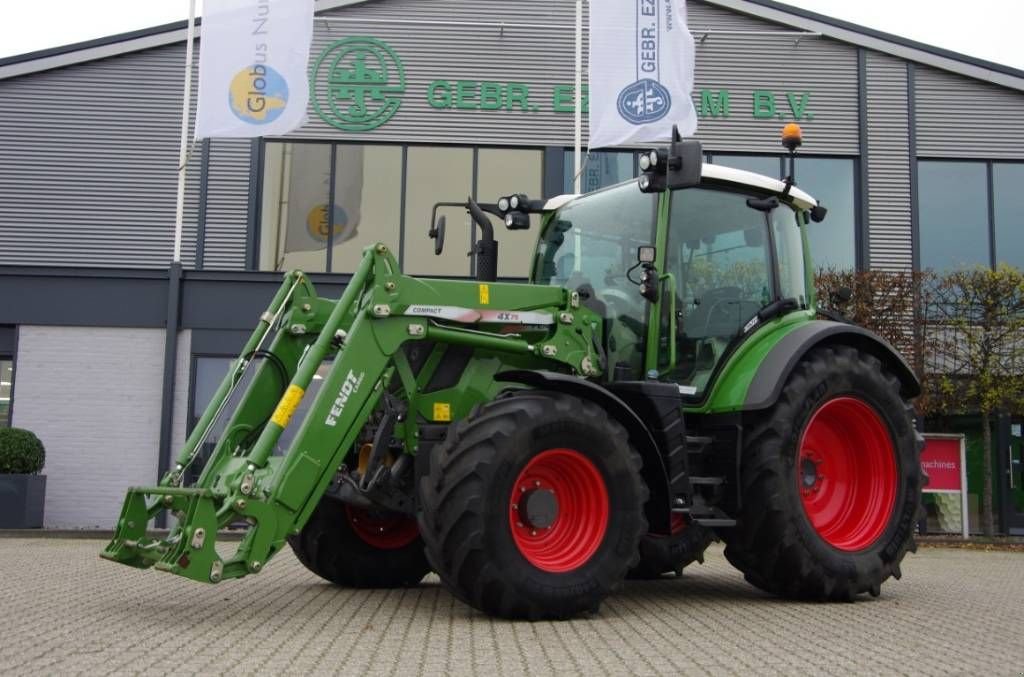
[919,161,989,271]
[666,188,775,395]
[994,163,1024,270]
[328,145,402,274]
[772,208,808,305]
[476,148,543,278]
[565,151,634,194]
[259,143,402,274]
[535,182,657,375]
[259,143,329,273]
[713,154,781,179]
[0,359,12,427]
[404,146,474,277]
[796,158,856,271]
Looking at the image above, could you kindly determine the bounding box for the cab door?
[648,185,805,399]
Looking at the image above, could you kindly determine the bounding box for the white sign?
[588,0,698,148]
[196,0,314,138]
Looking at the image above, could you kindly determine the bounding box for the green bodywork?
[102,244,604,582]
[102,177,823,584]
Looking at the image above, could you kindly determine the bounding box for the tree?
[924,265,1024,535]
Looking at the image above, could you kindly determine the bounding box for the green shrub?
[0,428,45,474]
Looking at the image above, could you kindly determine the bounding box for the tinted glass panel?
[477,148,543,278]
[536,183,657,376]
[772,208,808,304]
[919,161,989,271]
[796,158,856,271]
[666,188,775,395]
[565,151,634,194]
[0,360,11,427]
[994,163,1024,270]
[259,143,330,273]
[328,145,402,274]
[404,146,474,277]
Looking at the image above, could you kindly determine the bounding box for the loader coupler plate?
[100,486,226,584]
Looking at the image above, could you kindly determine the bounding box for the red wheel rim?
[508,448,609,573]
[798,397,898,552]
[345,505,419,550]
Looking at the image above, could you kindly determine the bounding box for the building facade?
[0,0,1022,530]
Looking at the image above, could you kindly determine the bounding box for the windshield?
[534,182,657,376]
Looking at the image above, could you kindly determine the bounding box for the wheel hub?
[800,455,823,492]
[518,487,559,530]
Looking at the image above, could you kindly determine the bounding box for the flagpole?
[573,0,582,194]
[173,0,198,264]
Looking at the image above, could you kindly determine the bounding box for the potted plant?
[0,428,46,528]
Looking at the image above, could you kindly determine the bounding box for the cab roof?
[544,163,818,212]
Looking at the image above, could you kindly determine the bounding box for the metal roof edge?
[2,0,1022,93]
[704,0,1024,92]
[0,0,372,81]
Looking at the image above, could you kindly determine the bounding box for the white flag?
[196,0,314,138]
[588,0,697,148]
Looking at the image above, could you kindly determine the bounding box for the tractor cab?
[533,126,822,400]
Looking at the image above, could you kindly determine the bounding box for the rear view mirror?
[429,215,446,256]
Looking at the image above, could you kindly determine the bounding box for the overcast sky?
[1,0,1021,70]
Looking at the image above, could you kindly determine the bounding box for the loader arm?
[102,243,602,584]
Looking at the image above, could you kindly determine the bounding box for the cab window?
[534,182,657,376]
[664,187,776,394]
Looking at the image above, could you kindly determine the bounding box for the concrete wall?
[11,326,190,528]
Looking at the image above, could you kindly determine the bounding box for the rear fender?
[743,320,921,410]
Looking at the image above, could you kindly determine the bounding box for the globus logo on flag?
[197,0,314,138]
[589,0,698,148]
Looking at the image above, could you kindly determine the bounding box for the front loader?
[103,125,924,619]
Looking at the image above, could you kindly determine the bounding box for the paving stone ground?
[1,538,1022,676]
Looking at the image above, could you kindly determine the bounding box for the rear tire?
[418,391,648,620]
[723,344,923,600]
[288,498,430,588]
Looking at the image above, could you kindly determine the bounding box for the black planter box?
[0,474,46,528]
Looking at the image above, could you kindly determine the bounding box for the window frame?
[252,140,547,277]
[915,157,1006,272]
[660,181,807,402]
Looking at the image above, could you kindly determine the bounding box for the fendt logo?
[311,36,406,132]
[324,370,365,427]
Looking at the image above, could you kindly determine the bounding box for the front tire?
[723,344,923,600]
[418,391,648,620]
[288,498,430,588]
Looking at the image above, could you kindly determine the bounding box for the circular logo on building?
[617,78,672,125]
[228,64,290,124]
[310,37,406,132]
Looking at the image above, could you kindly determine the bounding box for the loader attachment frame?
[102,243,602,584]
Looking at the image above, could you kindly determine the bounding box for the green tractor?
[102,126,923,620]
